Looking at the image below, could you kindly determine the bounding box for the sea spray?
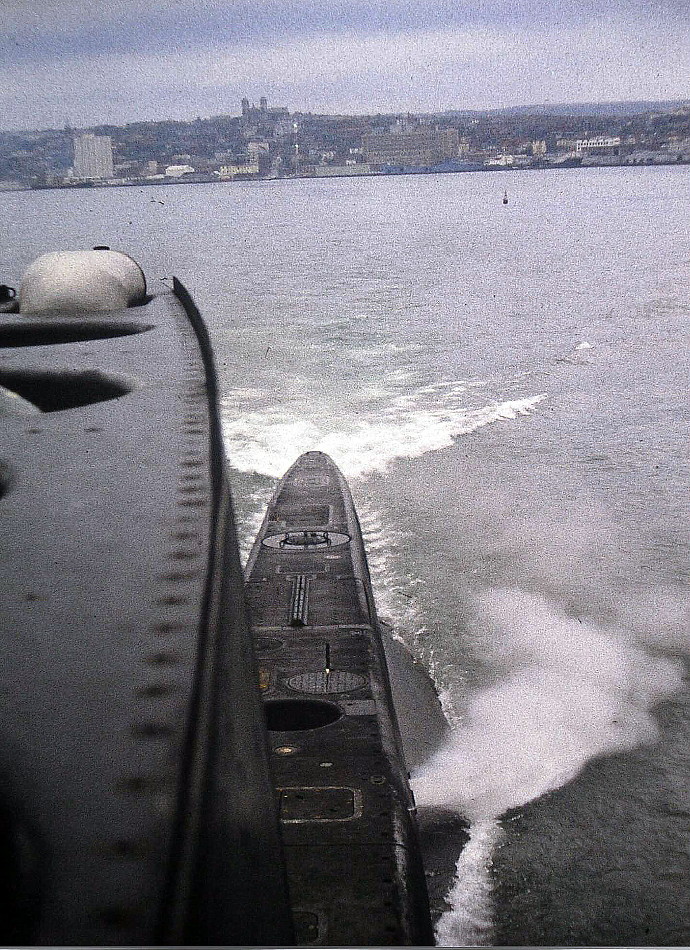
[413,589,684,819]
[412,587,685,944]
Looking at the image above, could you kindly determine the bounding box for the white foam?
[435,820,502,948]
[357,504,428,643]
[221,385,546,479]
[413,588,685,945]
[412,588,684,821]
[236,484,274,567]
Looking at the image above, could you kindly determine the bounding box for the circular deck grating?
[286,671,366,694]
[262,530,350,549]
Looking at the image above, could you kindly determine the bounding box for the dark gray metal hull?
[245,451,435,946]
[0,281,293,945]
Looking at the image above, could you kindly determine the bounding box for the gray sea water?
[3,165,689,946]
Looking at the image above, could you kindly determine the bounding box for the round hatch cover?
[287,671,367,694]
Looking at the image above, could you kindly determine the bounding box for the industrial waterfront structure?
[362,127,460,168]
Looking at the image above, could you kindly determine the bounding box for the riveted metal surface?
[0,292,212,945]
[0,284,292,947]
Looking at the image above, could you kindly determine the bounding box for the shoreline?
[6,156,689,193]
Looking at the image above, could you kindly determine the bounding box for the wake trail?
[435,820,502,948]
[221,380,545,479]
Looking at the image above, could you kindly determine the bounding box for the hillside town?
[1,97,689,190]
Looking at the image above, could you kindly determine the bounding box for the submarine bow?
[245,450,434,946]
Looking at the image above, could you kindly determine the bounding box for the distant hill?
[444,100,690,118]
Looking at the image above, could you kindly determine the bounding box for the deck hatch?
[289,574,310,626]
[279,786,363,822]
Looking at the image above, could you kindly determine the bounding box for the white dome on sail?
[19,249,146,314]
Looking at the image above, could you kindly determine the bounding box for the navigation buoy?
[503,189,509,205]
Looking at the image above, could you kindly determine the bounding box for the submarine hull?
[245,451,434,946]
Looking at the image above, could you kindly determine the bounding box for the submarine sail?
[0,251,293,946]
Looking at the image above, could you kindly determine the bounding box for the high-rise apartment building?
[73,133,114,179]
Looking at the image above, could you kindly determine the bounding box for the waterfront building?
[72,133,114,179]
[218,161,260,179]
[576,136,621,154]
[363,127,460,168]
[164,164,195,177]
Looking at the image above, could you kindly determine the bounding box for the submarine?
[0,249,448,946]
[245,450,443,945]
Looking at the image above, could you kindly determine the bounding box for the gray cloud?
[2,0,689,129]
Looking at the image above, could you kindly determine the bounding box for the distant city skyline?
[2,0,689,131]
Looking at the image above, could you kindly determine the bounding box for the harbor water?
[3,165,689,945]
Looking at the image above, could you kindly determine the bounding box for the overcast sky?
[2,0,689,130]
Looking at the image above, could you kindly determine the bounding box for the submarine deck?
[245,452,433,947]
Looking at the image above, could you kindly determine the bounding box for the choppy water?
[3,166,689,945]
